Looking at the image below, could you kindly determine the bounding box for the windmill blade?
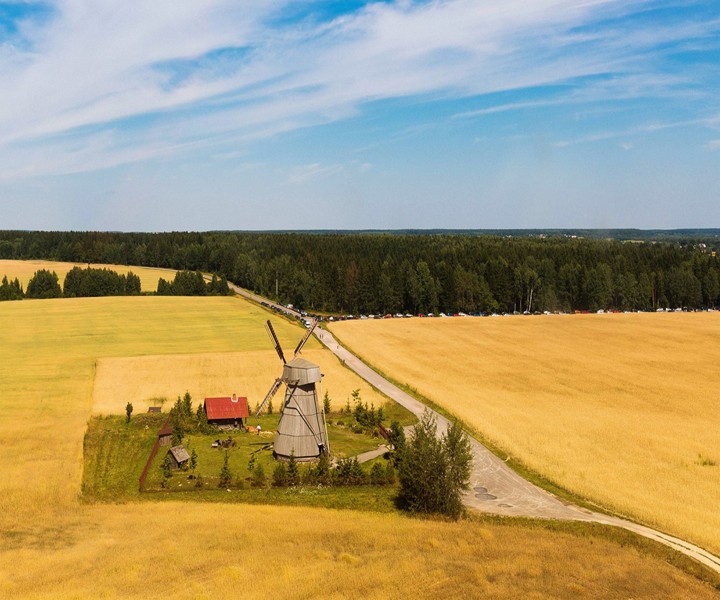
[293,319,317,357]
[255,378,283,417]
[265,320,286,364]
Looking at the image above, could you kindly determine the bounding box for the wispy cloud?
[0,0,718,179]
[287,163,344,183]
[705,140,720,151]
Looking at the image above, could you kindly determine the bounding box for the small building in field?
[147,406,162,414]
[168,445,190,469]
[158,422,173,446]
[204,394,249,428]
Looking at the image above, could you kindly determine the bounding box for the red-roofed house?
[204,393,249,428]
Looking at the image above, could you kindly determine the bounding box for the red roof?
[204,396,249,420]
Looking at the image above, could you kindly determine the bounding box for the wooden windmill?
[256,319,329,461]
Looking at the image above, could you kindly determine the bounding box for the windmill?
[255,319,329,461]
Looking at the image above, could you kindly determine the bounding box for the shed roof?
[158,422,173,437]
[169,445,190,463]
[204,396,249,421]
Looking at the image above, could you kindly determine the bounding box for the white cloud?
[705,140,720,151]
[0,0,718,179]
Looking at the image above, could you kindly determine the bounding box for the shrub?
[272,462,288,487]
[251,464,267,488]
[396,411,472,520]
[370,462,385,485]
[335,457,366,486]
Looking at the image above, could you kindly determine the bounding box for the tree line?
[0,267,141,301]
[0,230,718,312]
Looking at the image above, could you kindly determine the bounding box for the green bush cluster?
[63,266,140,297]
[269,452,395,489]
[335,389,385,434]
[396,411,472,520]
[156,270,231,296]
[0,276,23,300]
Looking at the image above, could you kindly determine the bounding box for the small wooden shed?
[147,406,161,414]
[158,422,173,446]
[168,445,190,469]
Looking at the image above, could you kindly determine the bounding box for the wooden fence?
[139,418,169,491]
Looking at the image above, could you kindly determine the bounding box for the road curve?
[228,282,720,574]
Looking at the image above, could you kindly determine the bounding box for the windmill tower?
[256,319,329,461]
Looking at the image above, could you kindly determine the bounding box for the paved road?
[229,282,720,574]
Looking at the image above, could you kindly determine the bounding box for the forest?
[0,230,718,314]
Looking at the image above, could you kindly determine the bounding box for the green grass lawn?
[83,411,399,512]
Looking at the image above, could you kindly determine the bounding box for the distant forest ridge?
[215,228,720,242]
[0,230,718,314]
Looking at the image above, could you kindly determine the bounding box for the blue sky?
[0,0,718,231]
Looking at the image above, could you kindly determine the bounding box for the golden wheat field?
[91,349,385,416]
[0,295,718,598]
[0,259,175,291]
[329,312,720,555]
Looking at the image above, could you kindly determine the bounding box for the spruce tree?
[125,402,133,424]
[286,451,299,486]
[219,451,232,488]
[161,454,172,488]
[252,464,266,488]
[396,411,472,520]
[272,462,287,487]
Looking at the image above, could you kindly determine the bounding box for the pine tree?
[218,451,232,488]
[396,411,472,520]
[161,454,172,488]
[315,452,331,485]
[287,451,299,486]
[272,462,287,487]
[26,269,61,299]
[370,462,385,485]
[251,464,266,488]
[182,391,193,417]
[323,391,331,415]
[267,399,273,415]
[388,421,406,454]
[125,401,133,424]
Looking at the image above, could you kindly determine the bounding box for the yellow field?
[329,313,720,555]
[0,259,176,292]
[92,349,385,416]
[0,296,717,598]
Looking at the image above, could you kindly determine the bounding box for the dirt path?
[228,282,720,574]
